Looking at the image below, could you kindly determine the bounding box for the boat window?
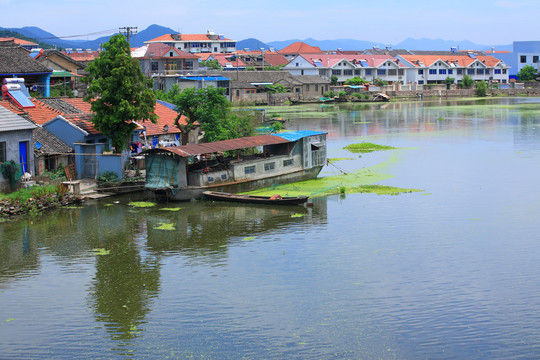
[207,176,215,183]
[221,173,228,180]
[264,162,275,171]
[245,166,256,174]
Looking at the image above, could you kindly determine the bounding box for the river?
[1,97,540,359]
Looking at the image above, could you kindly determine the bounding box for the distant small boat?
[202,191,309,205]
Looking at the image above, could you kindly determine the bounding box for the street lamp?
[260,48,265,71]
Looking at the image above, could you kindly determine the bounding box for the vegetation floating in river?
[328,158,354,163]
[291,213,306,218]
[93,248,111,256]
[159,207,182,212]
[344,142,397,153]
[155,223,175,230]
[129,202,156,208]
[242,236,256,241]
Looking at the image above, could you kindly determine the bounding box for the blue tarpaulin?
[181,76,230,81]
[272,130,326,142]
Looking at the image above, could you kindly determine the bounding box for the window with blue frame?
[494,69,502,74]
[365,69,372,75]
[439,69,447,74]
[377,69,386,75]
[429,69,437,74]
[468,69,475,75]
[457,69,463,74]
[448,69,453,74]
[418,69,424,74]
[477,69,484,74]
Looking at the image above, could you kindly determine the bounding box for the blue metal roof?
[181,76,230,81]
[157,100,178,111]
[272,130,326,142]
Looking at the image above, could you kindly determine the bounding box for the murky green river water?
[1,98,540,359]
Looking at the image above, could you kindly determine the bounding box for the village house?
[32,48,86,96]
[145,30,237,54]
[0,104,36,192]
[278,42,324,60]
[0,40,53,97]
[0,37,38,51]
[397,54,510,85]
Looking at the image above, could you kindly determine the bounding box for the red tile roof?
[0,37,37,46]
[147,34,175,42]
[61,50,101,62]
[299,54,404,68]
[264,53,289,67]
[400,54,504,68]
[279,42,323,55]
[147,34,232,43]
[133,43,199,59]
[139,102,189,136]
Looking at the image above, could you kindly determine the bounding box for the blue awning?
[181,76,230,81]
[272,130,326,142]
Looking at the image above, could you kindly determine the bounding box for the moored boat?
[202,191,309,205]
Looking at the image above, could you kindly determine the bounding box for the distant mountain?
[0,24,176,50]
[236,38,271,51]
[265,37,512,53]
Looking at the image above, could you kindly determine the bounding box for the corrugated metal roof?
[156,100,177,111]
[145,134,291,157]
[182,76,230,81]
[0,104,37,132]
[272,130,326,142]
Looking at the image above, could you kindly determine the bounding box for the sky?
[1,0,539,45]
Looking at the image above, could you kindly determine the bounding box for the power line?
[33,28,118,40]
[119,27,138,45]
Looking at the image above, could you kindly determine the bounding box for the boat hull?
[202,191,308,205]
[150,165,323,201]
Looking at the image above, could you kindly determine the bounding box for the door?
[19,141,28,174]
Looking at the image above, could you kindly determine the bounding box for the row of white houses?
[283,53,510,85]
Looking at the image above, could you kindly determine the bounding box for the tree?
[264,84,287,93]
[83,34,157,153]
[475,81,488,97]
[330,75,338,85]
[201,59,221,70]
[344,76,367,85]
[517,65,537,81]
[461,75,474,88]
[373,78,388,86]
[444,77,455,85]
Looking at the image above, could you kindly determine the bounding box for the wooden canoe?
[202,191,309,205]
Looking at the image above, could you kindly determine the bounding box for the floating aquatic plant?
[5,318,15,322]
[154,223,175,230]
[344,142,397,153]
[93,248,111,256]
[159,208,182,212]
[242,237,256,241]
[291,213,305,218]
[327,158,354,163]
[128,202,156,208]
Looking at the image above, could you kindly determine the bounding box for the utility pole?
[119,27,138,46]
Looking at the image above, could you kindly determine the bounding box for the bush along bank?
[0,184,80,219]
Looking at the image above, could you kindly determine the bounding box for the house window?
[264,162,275,171]
[484,69,489,75]
[354,69,361,75]
[494,69,502,74]
[503,69,507,74]
[344,69,353,76]
[332,69,342,75]
[418,69,424,75]
[185,61,194,70]
[306,84,310,91]
[439,69,447,75]
[296,63,299,67]
[0,142,5,162]
[534,56,539,63]
[418,80,424,84]
[151,62,159,71]
[477,69,484,74]
[245,166,256,174]
[377,69,386,75]
[283,159,293,166]
[315,85,318,91]
[520,55,527,63]
[467,69,475,75]
[448,69,453,75]
[388,69,396,75]
[398,69,404,76]
[429,69,437,75]
[236,90,240,96]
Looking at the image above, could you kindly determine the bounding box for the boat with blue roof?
[143,130,327,201]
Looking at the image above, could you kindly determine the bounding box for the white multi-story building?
[145,30,236,54]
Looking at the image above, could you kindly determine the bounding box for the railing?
[152,69,224,77]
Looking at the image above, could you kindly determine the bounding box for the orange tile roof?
[0,99,60,125]
[140,102,189,136]
[279,42,323,55]
[264,53,289,67]
[61,51,101,62]
[400,54,504,68]
[148,34,175,42]
[0,37,37,46]
[148,34,232,42]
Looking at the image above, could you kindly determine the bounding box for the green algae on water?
[154,223,175,230]
[242,236,256,241]
[291,213,305,218]
[159,207,182,212]
[355,185,423,195]
[344,142,397,153]
[129,202,156,208]
[5,318,15,322]
[328,158,354,163]
[93,248,111,256]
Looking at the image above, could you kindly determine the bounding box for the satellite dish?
[35,142,42,150]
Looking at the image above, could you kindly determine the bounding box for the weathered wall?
[0,129,34,192]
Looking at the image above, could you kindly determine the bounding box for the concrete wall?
[0,129,34,192]
[230,154,302,182]
[43,117,86,148]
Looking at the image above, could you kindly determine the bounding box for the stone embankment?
[0,193,80,218]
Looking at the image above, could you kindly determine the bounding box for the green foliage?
[330,75,338,85]
[168,86,256,144]
[323,90,336,98]
[265,84,287,93]
[517,65,537,81]
[475,81,488,97]
[82,34,157,153]
[42,164,65,181]
[1,184,59,202]
[0,161,21,188]
[97,171,119,183]
[461,75,474,88]
[344,76,367,85]
[372,78,388,86]
[338,91,347,96]
[344,142,397,153]
[245,66,257,71]
[265,65,285,70]
[201,59,221,69]
[444,77,455,85]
